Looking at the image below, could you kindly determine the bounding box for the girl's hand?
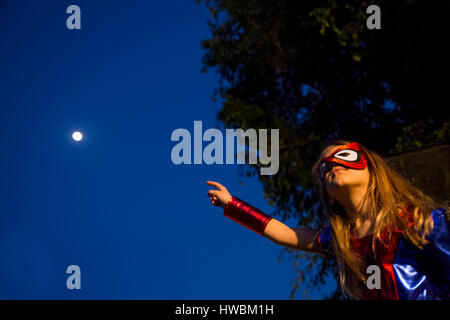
[206,181,232,208]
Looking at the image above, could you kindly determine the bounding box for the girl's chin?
[326,181,353,194]
[327,179,348,187]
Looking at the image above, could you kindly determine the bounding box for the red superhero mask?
[316,142,368,180]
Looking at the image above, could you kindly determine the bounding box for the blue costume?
[317,208,450,300]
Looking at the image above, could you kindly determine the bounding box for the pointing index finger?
[206,180,225,191]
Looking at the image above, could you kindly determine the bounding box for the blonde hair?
[312,139,449,299]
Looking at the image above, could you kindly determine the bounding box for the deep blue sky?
[0,0,335,299]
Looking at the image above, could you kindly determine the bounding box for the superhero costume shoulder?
[316,208,450,299]
[392,207,450,299]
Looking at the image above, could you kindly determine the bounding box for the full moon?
[72,131,83,142]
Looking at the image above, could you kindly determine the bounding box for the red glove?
[223,196,273,236]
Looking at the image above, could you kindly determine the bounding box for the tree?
[197,0,450,299]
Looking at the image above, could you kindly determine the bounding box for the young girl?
[207,140,449,300]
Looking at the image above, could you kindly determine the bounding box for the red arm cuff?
[223,196,273,236]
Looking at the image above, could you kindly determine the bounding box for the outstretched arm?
[264,219,322,253]
[207,180,323,253]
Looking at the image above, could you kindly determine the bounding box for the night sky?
[0,0,335,299]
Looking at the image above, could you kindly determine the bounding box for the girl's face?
[320,145,370,200]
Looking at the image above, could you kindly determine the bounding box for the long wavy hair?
[312,139,449,299]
